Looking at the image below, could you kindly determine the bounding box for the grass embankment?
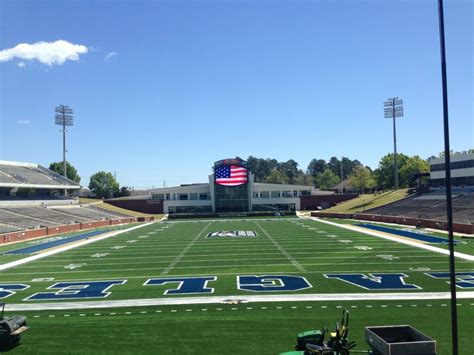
[324,188,410,213]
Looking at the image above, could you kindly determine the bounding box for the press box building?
[150,158,332,214]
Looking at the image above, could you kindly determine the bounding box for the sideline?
[309,217,474,261]
[0,221,155,272]
[6,291,474,311]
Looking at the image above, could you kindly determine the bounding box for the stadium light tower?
[384,97,404,189]
[55,105,74,196]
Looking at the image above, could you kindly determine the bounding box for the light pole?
[55,105,74,196]
[384,97,403,189]
[437,1,458,354]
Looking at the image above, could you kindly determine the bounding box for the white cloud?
[17,120,31,125]
[17,61,26,68]
[105,52,118,61]
[0,40,88,66]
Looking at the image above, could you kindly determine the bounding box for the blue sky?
[0,0,472,188]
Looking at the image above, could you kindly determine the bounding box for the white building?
[149,158,333,214]
[429,152,474,187]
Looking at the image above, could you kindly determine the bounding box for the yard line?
[254,221,305,272]
[160,222,212,276]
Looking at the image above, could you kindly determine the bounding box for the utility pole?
[384,97,403,189]
[55,105,74,197]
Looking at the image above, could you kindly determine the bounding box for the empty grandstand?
[0,160,137,243]
[0,160,80,190]
[365,187,474,224]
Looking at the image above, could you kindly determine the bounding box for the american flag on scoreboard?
[215,165,248,186]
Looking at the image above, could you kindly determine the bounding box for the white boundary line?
[310,217,474,261]
[160,222,212,275]
[6,291,474,311]
[254,221,305,272]
[0,222,155,272]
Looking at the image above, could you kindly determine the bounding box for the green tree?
[307,159,326,178]
[294,173,314,186]
[49,161,81,183]
[373,153,410,189]
[116,186,132,197]
[89,171,120,199]
[264,170,290,184]
[399,156,429,187]
[315,169,340,190]
[348,165,375,193]
[278,159,301,184]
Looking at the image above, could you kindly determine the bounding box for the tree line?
[247,153,431,191]
[49,148,472,197]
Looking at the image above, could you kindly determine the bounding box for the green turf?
[0,217,472,353]
[8,300,474,354]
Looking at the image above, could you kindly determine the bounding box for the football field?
[1,217,473,353]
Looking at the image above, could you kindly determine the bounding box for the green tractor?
[282,309,357,355]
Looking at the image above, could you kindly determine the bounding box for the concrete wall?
[105,199,163,214]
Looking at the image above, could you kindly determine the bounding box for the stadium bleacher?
[366,189,474,224]
[0,205,133,233]
[0,165,64,186]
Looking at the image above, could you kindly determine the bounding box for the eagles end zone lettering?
[144,276,216,295]
[426,272,474,289]
[324,273,420,290]
[0,284,30,299]
[238,275,312,292]
[26,280,126,301]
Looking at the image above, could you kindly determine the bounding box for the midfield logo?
[207,231,257,238]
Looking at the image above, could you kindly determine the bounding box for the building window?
[260,191,269,198]
[189,193,198,200]
[178,193,188,200]
[253,192,259,198]
[153,193,165,200]
[199,193,211,200]
[271,191,281,198]
[282,191,292,198]
[165,193,170,200]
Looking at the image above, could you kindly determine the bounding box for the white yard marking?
[111,246,126,250]
[160,222,212,276]
[31,277,54,282]
[354,246,372,251]
[409,267,431,271]
[376,255,400,261]
[7,291,474,311]
[64,263,86,270]
[91,253,109,258]
[254,221,305,272]
[338,240,353,243]
[126,240,138,244]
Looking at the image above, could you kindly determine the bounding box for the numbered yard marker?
[64,263,86,270]
[376,254,400,261]
[354,246,372,251]
[91,253,109,258]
